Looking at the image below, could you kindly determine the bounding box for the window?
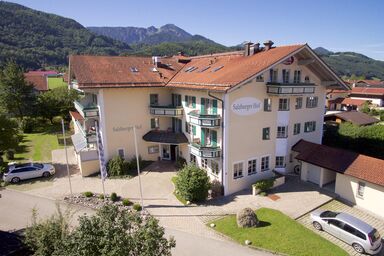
[269,69,278,83]
[130,67,139,72]
[190,154,196,165]
[282,69,290,83]
[328,219,344,229]
[293,70,301,83]
[202,158,208,169]
[233,162,243,179]
[185,95,196,108]
[261,156,270,172]
[118,149,125,159]
[304,121,316,132]
[185,122,190,134]
[211,160,219,175]
[150,118,159,129]
[295,97,303,109]
[264,98,272,111]
[148,146,159,154]
[256,74,264,82]
[306,96,318,108]
[262,127,270,140]
[357,182,365,198]
[275,156,285,168]
[150,94,158,106]
[192,125,196,136]
[278,98,290,111]
[277,126,288,138]
[293,123,301,135]
[304,76,310,83]
[247,159,257,175]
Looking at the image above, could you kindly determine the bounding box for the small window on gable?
[305,76,310,83]
[256,74,264,82]
[357,182,365,198]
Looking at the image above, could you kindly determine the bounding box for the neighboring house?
[354,79,384,88]
[326,89,350,110]
[24,72,48,93]
[69,41,348,195]
[350,87,384,107]
[324,111,379,126]
[292,140,384,218]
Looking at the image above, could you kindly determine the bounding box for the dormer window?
[256,74,264,82]
[293,70,301,84]
[282,69,290,83]
[305,76,310,83]
[130,67,139,72]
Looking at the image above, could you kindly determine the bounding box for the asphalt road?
[0,189,272,256]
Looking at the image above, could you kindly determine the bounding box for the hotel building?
[69,41,348,195]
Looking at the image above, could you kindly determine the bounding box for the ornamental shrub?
[107,155,125,176]
[133,203,142,211]
[253,179,274,192]
[122,198,131,206]
[236,208,259,228]
[175,164,210,202]
[110,192,119,202]
[83,191,93,197]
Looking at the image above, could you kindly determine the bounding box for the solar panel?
[198,66,211,73]
[212,65,224,72]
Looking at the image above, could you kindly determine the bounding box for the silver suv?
[3,162,55,183]
[311,210,382,254]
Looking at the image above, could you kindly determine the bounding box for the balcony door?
[201,98,217,115]
[201,128,217,147]
[172,94,182,107]
[172,118,182,133]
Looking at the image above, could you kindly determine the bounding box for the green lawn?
[48,77,67,89]
[211,208,348,256]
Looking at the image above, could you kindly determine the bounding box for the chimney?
[152,56,160,67]
[254,43,260,53]
[244,41,253,56]
[263,40,274,50]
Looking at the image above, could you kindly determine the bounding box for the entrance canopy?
[143,130,188,144]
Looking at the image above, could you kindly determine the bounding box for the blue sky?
[7,0,384,60]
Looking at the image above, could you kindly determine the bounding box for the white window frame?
[270,69,278,83]
[293,70,301,84]
[306,96,318,108]
[233,161,244,179]
[304,121,316,133]
[295,97,303,109]
[282,69,290,83]
[148,145,159,154]
[150,94,159,106]
[186,96,194,108]
[117,148,125,159]
[202,158,208,169]
[275,156,285,168]
[357,182,365,198]
[256,74,264,82]
[247,158,257,176]
[277,126,288,138]
[211,160,219,176]
[278,98,290,111]
[293,123,301,135]
[260,155,270,172]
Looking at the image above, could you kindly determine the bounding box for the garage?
[306,164,321,185]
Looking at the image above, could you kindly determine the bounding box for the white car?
[3,162,55,183]
[311,210,382,254]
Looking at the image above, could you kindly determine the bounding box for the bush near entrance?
[253,179,274,193]
[175,164,210,203]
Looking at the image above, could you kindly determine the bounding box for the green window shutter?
[192,96,196,108]
[211,130,217,146]
[151,118,155,129]
[177,94,181,106]
[184,95,188,106]
[212,100,217,114]
[201,98,205,114]
[201,128,205,146]
[264,99,268,111]
[192,125,196,136]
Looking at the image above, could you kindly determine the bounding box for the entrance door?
[170,145,178,161]
[162,145,171,160]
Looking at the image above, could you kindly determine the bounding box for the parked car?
[311,210,382,254]
[3,162,55,183]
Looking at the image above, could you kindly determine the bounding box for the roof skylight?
[130,67,139,72]
[198,66,211,73]
[212,65,224,72]
[184,66,196,72]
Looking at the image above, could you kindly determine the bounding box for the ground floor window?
[117,148,125,159]
[190,154,196,165]
[202,158,208,169]
[148,145,159,154]
[304,121,316,132]
[211,160,219,175]
[357,182,365,198]
[261,156,269,172]
[247,159,257,175]
[275,156,285,168]
[233,162,243,179]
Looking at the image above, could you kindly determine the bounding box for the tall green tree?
[0,61,36,119]
[37,86,79,122]
[0,113,19,152]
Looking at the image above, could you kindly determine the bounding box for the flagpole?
[133,126,144,210]
[95,123,106,198]
[61,119,73,196]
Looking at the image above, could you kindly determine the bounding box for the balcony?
[266,82,316,95]
[189,143,221,158]
[74,120,97,144]
[188,111,221,128]
[74,100,99,118]
[149,105,184,117]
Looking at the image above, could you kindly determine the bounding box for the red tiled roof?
[292,140,384,187]
[24,73,48,91]
[341,98,367,106]
[328,98,345,104]
[326,111,379,126]
[327,89,350,93]
[69,111,84,121]
[70,55,184,88]
[356,80,384,86]
[351,87,384,95]
[26,70,58,76]
[167,45,305,91]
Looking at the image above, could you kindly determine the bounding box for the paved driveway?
[297,200,384,256]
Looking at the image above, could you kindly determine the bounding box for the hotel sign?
[231,97,261,116]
